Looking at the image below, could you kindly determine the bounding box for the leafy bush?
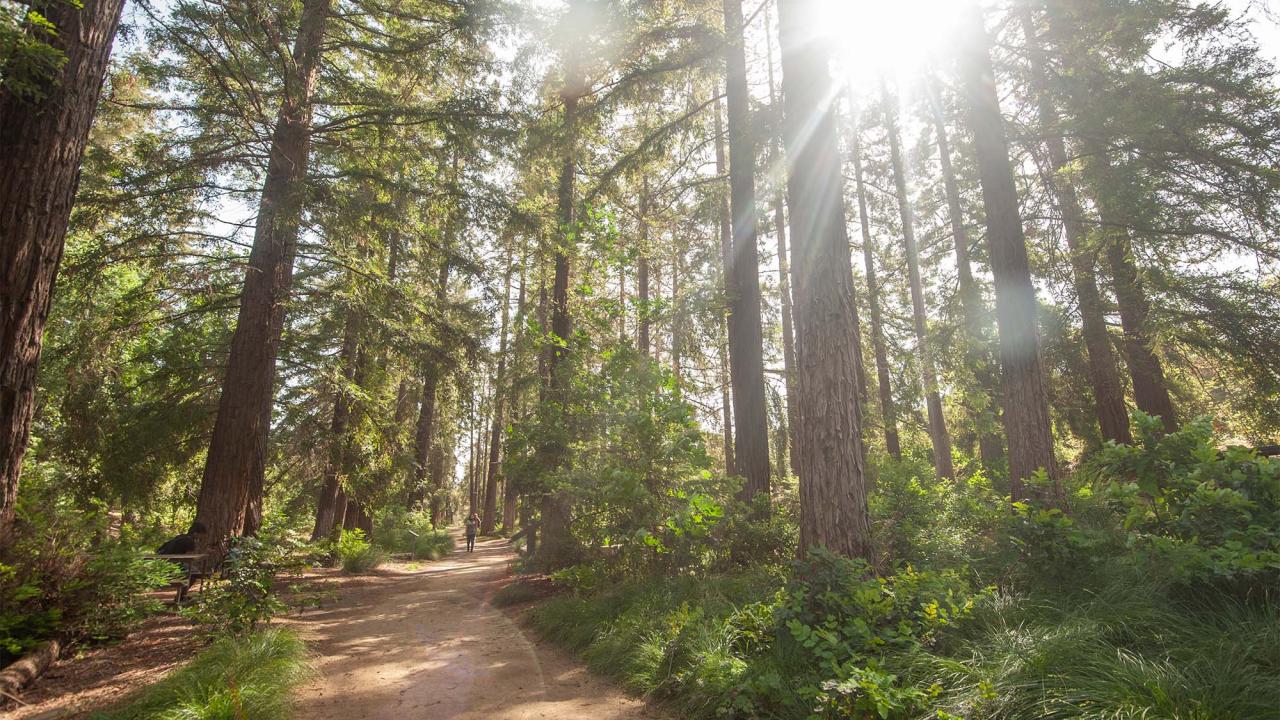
[181,533,304,637]
[1092,413,1280,588]
[0,499,176,663]
[92,627,311,720]
[337,529,385,574]
[760,550,979,718]
[373,508,453,560]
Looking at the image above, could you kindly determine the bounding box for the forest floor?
[4,530,659,720]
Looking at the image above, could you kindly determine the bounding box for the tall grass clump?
[337,529,385,574]
[93,627,311,720]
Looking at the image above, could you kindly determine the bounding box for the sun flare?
[820,0,967,87]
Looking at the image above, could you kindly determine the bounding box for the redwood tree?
[777,0,871,560]
[1018,10,1132,445]
[193,0,333,546]
[0,0,127,546]
[956,2,1058,499]
[721,0,772,504]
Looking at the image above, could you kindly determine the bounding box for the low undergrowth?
[530,416,1280,719]
[374,509,453,560]
[92,627,311,720]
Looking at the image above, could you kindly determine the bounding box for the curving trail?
[289,531,658,720]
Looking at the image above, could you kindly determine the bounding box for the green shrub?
[1092,413,1280,589]
[0,500,177,664]
[181,534,302,637]
[92,627,311,720]
[373,508,453,560]
[337,529,385,574]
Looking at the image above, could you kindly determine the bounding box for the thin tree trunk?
[481,247,515,534]
[1018,11,1132,445]
[311,308,361,541]
[413,259,451,510]
[765,5,800,477]
[849,126,902,460]
[636,179,652,357]
[883,84,955,481]
[0,0,127,547]
[194,0,331,547]
[926,80,1008,466]
[714,104,738,477]
[776,0,871,560]
[957,3,1058,499]
[536,12,586,566]
[671,243,683,383]
[1084,152,1179,434]
[721,0,772,504]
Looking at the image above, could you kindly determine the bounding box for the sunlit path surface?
[288,530,660,720]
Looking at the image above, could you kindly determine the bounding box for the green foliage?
[1092,413,1280,588]
[181,532,305,637]
[337,529,385,574]
[0,3,72,101]
[0,497,175,663]
[373,508,453,560]
[765,551,978,718]
[92,628,311,720]
[530,416,1280,719]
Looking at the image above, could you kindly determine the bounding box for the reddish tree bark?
[1018,10,1132,445]
[194,0,332,547]
[311,309,363,541]
[957,3,1059,499]
[0,0,127,547]
[536,13,587,566]
[777,0,872,560]
[721,0,773,504]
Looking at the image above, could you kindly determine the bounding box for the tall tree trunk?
[428,442,447,527]
[721,0,772,504]
[883,84,954,480]
[763,1,800,481]
[0,0,127,547]
[926,81,1007,466]
[1018,11,1131,445]
[957,3,1058,499]
[1088,153,1178,434]
[764,7,799,478]
[536,14,586,567]
[481,248,515,534]
[502,256,529,533]
[776,0,871,560]
[311,308,361,540]
[194,0,331,547]
[671,246,683,384]
[637,181,652,357]
[412,259,451,510]
[849,126,902,460]
[714,103,738,477]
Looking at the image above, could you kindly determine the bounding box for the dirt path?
[287,531,660,720]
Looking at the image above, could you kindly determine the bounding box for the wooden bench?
[143,553,210,605]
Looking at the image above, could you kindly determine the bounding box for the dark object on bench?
[145,553,210,604]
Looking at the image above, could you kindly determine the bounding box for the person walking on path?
[465,513,479,552]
